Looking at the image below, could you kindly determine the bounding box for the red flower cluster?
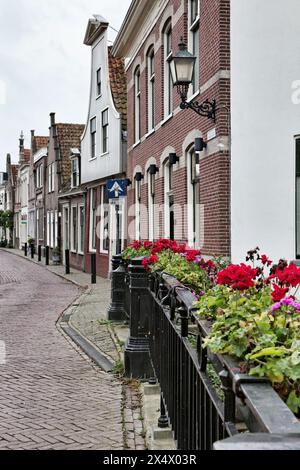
[272,263,300,288]
[142,255,158,270]
[184,249,201,263]
[217,263,257,291]
[260,254,273,267]
[131,241,142,250]
[271,284,289,302]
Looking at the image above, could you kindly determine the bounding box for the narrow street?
[0,251,124,450]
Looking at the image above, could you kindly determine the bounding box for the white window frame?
[50,211,54,248]
[89,188,97,252]
[148,171,155,242]
[100,186,109,254]
[78,204,85,255]
[164,162,173,239]
[147,47,155,132]
[135,179,141,241]
[96,67,102,97]
[90,117,97,160]
[54,210,58,248]
[47,211,50,246]
[101,108,109,155]
[188,0,200,97]
[187,148,200,248]
[134,67,141,144]
[71,205,77,253]
[71,157,80,188]
[163,22,173,119]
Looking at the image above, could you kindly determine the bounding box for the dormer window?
[71,157,80,188]
[90,117,97,159]
[96,68,102,96]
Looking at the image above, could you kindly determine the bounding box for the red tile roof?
[24,149,31,163]
[34,136,48,153]
[108,47,127,131]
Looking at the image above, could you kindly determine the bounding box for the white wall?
[231,0,300,263]
[81,28,123,184]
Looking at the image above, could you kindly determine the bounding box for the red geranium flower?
[142,255,158,270]
[271,284,289,302]
[143,241,153,249]
[260,254,273,267]
[217,263,257,290]
[275,263,300,288]
[131,240,142,250]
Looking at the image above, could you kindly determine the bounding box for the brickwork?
[119,0,231,257]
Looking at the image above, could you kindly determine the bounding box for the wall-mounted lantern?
[168,153,180,165]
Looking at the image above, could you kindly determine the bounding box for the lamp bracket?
[177,85,216,122]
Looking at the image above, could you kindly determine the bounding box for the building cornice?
[112,0,166,59]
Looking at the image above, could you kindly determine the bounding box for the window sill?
[89,156,97,162]
[145,129,155,139]
[96,94,102,100]
[99,250,109,255]
[100,151,109,157]
[77,251,84,256]
[161,113,173,126]
[187,90,200,103]
[133,140,141,149]
[89,248,97,254]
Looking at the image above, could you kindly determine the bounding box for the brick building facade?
[113,0,230,257]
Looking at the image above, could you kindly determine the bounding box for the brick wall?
[124,0,231,257]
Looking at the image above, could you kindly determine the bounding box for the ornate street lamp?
[170,39,217,122]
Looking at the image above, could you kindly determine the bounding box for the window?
[96,68,101,96]
[163,22,173,118]
[71,158,79,188]
[50,211,54,248]
[148,171,155,241]
[296,139,300,258]
[187,148,200,247]
[54,210,58,248]
[102,109,109,154]
[164,162,174,240]
[135,178,141,240]
[134,67,141,143]
[147,47,155,132]
[64,207,70,251]
[78,205,85,254]
[47,212,50,246]
[89,188,97,251]
[100,186,109,253]
[188,0,200,94]
[48,163,55,193]
[90,117,96,159]
[36,164,43,189]
[71,206,77,252]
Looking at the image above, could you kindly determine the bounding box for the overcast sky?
[0,0,131,170]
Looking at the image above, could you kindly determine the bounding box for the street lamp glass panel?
[171,56,196,85]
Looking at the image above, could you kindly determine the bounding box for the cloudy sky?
[0,0,131,170]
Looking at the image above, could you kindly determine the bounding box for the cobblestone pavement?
[0,250,125,450]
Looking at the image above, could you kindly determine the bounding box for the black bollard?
[24,243,28,257]
[65,249,70,275]
[91,253,96,284]
[124,258,154,379]
[107,255,127,321]
[38,245,42,262]
[45,246,49,266]
[30,243,34,259]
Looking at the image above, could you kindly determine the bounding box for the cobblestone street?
[0,250,127,450]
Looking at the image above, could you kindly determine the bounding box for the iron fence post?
[107,255,127,321]
[38,245,41,262]
[30,243,34,259]
[65,249,70,275]
[45,246,49,266]
[24,243,27,257]
[124,257,154,379]
[91,253,97,284]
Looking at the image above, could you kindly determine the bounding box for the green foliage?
[122,246,151,260]
[196,286,300,415]
[150,251,212,293]
[0,210,13,230]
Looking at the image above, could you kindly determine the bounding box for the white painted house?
[231,0,300,263]
[81,15,127,277]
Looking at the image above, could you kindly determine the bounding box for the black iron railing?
[110,257,300,450]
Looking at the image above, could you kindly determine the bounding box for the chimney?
[6,153,11,175]
[19,131,24,164]
[30,130,35,163]
[50,112,55,127]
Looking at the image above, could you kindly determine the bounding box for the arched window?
[134,175,142,240]
[163,21,173,118]
[187,147,200,247]
[148,169,156,241]
[188,0,200,95]
[164,160,174,240]
[147,47,155,132]
[134,67,141,143]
